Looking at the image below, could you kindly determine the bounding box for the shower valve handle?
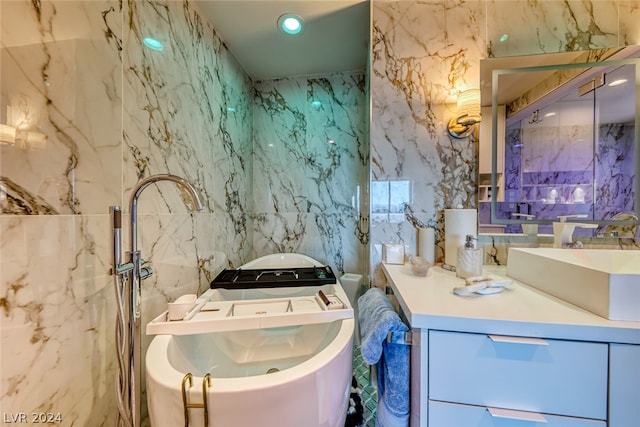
[139,258,153,280]
[140,265,153,280]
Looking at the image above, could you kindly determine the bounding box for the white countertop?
[382,263,640,344]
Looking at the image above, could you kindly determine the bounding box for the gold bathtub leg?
[181,372,212,427]
[202,374,212,427]
[181,373,193,427]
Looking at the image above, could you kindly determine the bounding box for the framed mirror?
[479,46,640,237]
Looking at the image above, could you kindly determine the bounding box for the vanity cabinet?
[428,401,605,427]
[609,344,640,427]
[427,331,608,426]
[428,331,607,420]
[381,263,640,427]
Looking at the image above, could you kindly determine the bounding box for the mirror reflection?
[479,47,640,237]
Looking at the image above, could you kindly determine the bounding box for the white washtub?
[146,254,355,427]
[507,248,640,321]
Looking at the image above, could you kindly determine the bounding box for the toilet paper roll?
[444,208,477,268]
[417,227,435,265]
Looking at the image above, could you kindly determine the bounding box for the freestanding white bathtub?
[146,254,355,427]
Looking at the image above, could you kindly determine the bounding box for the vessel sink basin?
[507,248,640,322]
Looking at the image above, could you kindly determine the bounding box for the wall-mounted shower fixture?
[111,174,203,427]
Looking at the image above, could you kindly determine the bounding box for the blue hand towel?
[358,288,410,426]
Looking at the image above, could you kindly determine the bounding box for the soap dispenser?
[456,235,483,279]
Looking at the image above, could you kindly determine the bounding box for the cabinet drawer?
[428,330,608,419]
[428,400,606,427]
[610,344,640,427]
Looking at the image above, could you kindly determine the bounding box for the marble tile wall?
[2,0,640,424]
[370,0,640,282]
[1,0,252,424]
[123,0,254,351]
[497,121,635,226]
[1,0,368,424]
[252,73,369,275]
[596,122,636,219]
[1,1,124,425]
[371,0,484,282]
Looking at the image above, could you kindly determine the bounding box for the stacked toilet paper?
[444,208,477,268]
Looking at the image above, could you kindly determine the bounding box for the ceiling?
[193,1,370,81]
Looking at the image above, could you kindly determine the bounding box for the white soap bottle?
[456,235,483,279]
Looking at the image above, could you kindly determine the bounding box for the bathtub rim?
[146,317,354,392]
[147,252,355,392]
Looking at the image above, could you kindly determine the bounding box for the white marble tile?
[371,2,483,273]
[252,212,367,275]
[620,1,640,45]
[252,72,368,274]
[2,0,638,423]
[253,73,367,214]
[123,0,253,218]
[0,214,114,425]
[521,124,593,174]
[487,0,619,57]
[1,1,122,215]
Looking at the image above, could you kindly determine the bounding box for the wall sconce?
[1,104,48,148]
[0,124,16,144]
[447,89,482,139]
[0,123,47,147]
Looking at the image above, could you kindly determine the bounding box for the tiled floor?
[352,346,377,427]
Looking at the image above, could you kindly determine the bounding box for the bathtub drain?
[266,368,280,374]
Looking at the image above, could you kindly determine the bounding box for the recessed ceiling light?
[608,79,628,87]
[499,34,509,42]
[143,37,164,51]
[544,112,556,117]
[277,14,303,36]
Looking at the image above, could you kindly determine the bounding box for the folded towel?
[376,338,410,427]
[357,287,410,426]
[358,287,408,365]
[377,394,409,427]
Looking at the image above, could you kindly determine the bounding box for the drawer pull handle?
[488,335,549,346]
[487,407,547,423]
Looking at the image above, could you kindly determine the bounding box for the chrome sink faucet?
[595,211,639,238]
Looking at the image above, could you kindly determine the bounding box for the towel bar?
[367,331,412,388]
[387,331,412,345]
